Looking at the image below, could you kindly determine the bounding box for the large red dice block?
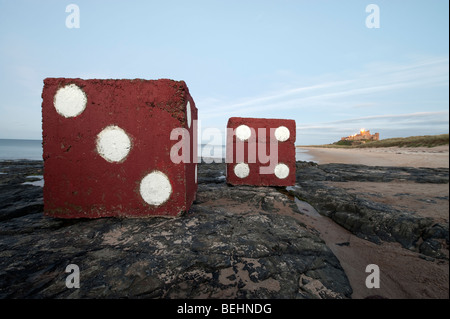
[226,117,296,186]
[42,78,198,218]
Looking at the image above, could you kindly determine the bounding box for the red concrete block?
[226,117,296,186]
[42,78,198,218]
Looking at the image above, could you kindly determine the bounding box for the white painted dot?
[140,171,172,206]
[236,125,252,141]
[274,163,289,179]
[53,84,87,118]
[195,164,198,184]
[274,126,290,142]
[186,101,192,128]
[96,125,132,163]
[234,163,250,179]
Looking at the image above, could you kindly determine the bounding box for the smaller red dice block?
[226,117,296,186]
[42,78,198,218]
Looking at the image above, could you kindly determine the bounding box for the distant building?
[341,129,379,141]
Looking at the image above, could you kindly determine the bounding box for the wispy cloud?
[200,56,449,120]
[297,111,449,129]
[198,80,354,119]
[295,111,449,144]
[197,56,449,144]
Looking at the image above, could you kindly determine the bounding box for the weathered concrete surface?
[226,117,296,187]
[42,78,197,218]
[0,160,351,299]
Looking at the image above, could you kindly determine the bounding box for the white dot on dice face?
[195,164,198,184]
[234,163,250,179]
[274,163,289,179]
[236,125,251,141]
[96,125,132,163]
[53,84,87,118]
[186,101,192,129]
[140,171,172,206]
[274,126,290,142]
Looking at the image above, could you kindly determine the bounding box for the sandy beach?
[298,145,449,168]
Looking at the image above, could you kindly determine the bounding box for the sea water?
[0,140,315,163]
[0,139,43,160]
[200,144,316,162]
[295,148,317,162]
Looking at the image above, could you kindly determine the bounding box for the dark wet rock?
[197,162,227,184]
[419,239,444,259]
[296,162,449,184]
[291,161,449,258]
[0,161,44,222]
[422,223,449,244]
[336,242,350,247]
[0,160,352,299]
[290,180,433,247]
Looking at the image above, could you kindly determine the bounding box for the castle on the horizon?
[341,129,379,141]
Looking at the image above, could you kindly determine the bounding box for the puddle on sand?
[286,186,321,217]
[294,197,322,218]
[22,175,44,187]
[287,186,351,242]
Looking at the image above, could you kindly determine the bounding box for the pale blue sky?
[0,0,448,144]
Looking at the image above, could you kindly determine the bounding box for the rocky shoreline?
[292,162,449,259]
[0,160,448,298]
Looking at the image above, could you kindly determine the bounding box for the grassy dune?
[299,134,449,148]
